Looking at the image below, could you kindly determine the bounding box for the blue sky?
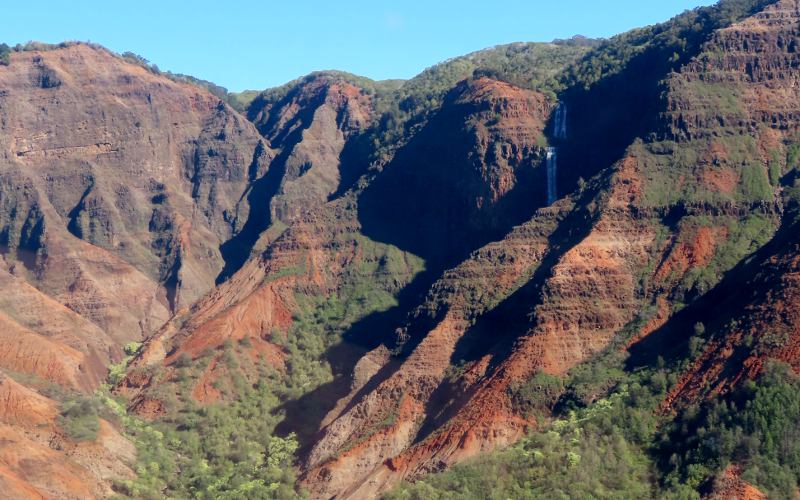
[2,0,716,92]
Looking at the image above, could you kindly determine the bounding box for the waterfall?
[545,102,566,205]
[554,102,567,140]
[546,147,557,205]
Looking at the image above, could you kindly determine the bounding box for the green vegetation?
[116,375,300,499]
[0,43,10,65]
[388,393,658,499]
[59,395,103,442]
[110,233,423,498]
[509,371,565,418]
[364,40,594,162]
[227,90,260,112]
[0,40,93,65]
[389,352,667,499]
[659,362,800,498]
[246,41,594,165]
[787,143,800,172]
[119,50,232,100]
[740,164,773,201]
[635,135,777,207]
[667,214,778,299]
[561,0,778,91]
[108,342,143,385]
[390,348,800,499]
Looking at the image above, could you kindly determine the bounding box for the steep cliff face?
[360,77,552,266]
[116,74,561,496]
[216,74,374,280]
[120,193,425,415]
[303,159,667,497]
[300,201,570,497]
[262,78,370,225]
[630,0,800,403]
[120,74,557,404]
[0,43,271,497]
[0,43,270,343]
[658,208,800,410]
[110,2,800,496]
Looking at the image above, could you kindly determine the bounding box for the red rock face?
[0,44,275,369]
[665,0,800,141]
[113,74,561,496]
[626,0,800,409]
[300,204,567,497]
[0,374,135,499]
[301,159,664,498]
[123,4,800,489]
[120,193,424,411]
[0,45,272,328]
[216,74,375,280]
[0,43,268,496]
[658,211,800,409]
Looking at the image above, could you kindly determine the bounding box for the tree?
[0,43,11,66]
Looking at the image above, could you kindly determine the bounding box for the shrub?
[123,342,142,356]
[509,371,565,417]
[174,353,193,369]
[59,396,101,442]
[0,43,10,66]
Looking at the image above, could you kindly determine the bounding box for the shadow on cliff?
[553,3,755,205]
[273,340,368,450]
[276,91,551,450]
[356,2,738,301]
[273,267,444,453]
[357,86,547,275]
[216,90,326,284]
[411,180,607,443]
[405,8,768,436]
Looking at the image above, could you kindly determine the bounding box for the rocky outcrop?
[665,0,800,141]
[216,74,374,280]
[656,198,800,408]
[626,0,800,408]
[248,74,372,223]
[0,43,270,340]
[3,1,800,498]
[120,75,561,496]
[301,202,569,497]
[301,154,665,497]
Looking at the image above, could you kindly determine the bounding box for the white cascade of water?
[546,147,557,205]
[554,102,567,140]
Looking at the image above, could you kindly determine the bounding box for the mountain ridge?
[2,0,800,497]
